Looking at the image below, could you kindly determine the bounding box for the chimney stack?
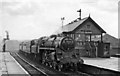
[77,9,81,20]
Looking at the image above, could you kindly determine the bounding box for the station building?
[100,34,120,55]
[54,9,110,58]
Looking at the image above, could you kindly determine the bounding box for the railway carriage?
[19,41,31,56]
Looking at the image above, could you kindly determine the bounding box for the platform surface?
[0,52,28,75]
[82,57,120,72]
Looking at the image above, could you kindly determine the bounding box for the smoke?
[0,0,39,16]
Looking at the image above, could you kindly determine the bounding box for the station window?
[78,34,81,37]
[81,30,84,32]
[70,34,72,37]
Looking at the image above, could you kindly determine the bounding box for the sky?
[0,0,119,40]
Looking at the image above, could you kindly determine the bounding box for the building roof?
[54,16,106,34]
[92,34,120,48]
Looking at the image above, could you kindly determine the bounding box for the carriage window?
[31,41,35,45]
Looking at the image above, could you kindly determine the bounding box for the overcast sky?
[0,0,119,40]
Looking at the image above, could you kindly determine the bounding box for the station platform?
[0,52,28,76]
[81,57,120,72]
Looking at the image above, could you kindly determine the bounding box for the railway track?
[11,52,92,76]
[10,52,48,76]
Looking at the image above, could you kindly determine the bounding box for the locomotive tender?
[19,35,84,71]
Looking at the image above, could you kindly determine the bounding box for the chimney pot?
[77,9,81,20]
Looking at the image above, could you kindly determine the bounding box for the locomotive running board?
[39,48,55,50]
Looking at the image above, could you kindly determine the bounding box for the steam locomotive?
[19,35,84,71]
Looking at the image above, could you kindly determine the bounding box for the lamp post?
[61,17,65,29]
[61,17,65,36]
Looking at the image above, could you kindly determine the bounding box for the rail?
[10,52,49,76]
[15,51,93,76]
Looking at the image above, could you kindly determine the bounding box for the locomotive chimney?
[77,9,81,20]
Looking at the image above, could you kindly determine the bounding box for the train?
[19,35,84,71]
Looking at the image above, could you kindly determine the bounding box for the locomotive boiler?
[19,35,84,71]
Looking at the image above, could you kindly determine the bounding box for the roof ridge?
[81,16,89,20]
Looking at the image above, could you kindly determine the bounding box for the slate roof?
[54,16,106,34]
